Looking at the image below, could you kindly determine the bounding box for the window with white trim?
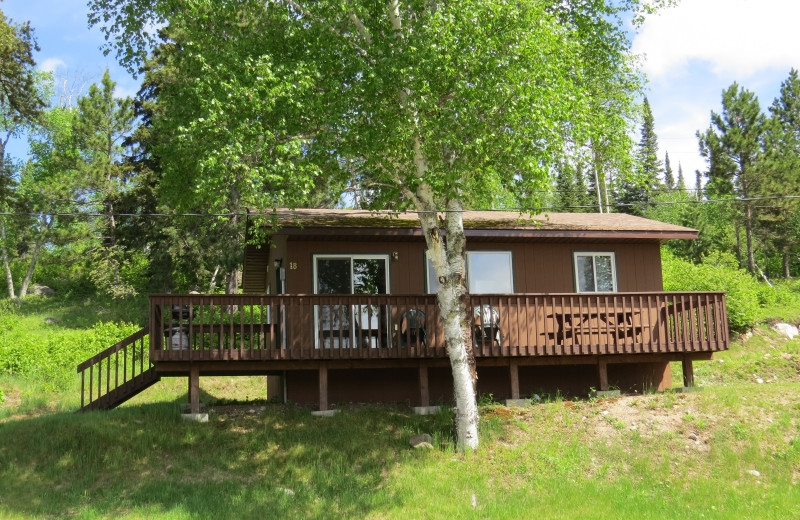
[426,251,513,294]
[573,252,617,292]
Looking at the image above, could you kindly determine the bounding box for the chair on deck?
[400,308,426,347]
[319,304,357,348]
[473,304,502,347]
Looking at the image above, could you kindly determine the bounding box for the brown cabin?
[77,209,729,413]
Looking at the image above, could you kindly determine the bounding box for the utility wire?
[2,194,800,218]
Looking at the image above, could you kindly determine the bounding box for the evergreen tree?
[663,151,674,189]
[676,162,686,191]
[553,157,593,212]
[694,169,702,201]
[698,82,766,273]
[620,97,661,214]
[72,70,138,297]
[761,69,800,277]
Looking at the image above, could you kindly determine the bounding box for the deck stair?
[76,328,160,412]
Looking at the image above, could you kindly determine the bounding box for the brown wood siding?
[242,244,269,293]
[285,239,428,294]
[277,238,664,295]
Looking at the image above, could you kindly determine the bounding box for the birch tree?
[0,10,45,298]
[91,0,653,450]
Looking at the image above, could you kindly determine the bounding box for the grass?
[1,293,799,519]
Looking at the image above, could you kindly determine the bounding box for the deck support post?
[597,356,609,391]
[418,364,430,407]
[188,364,200,414]
[319,362,328,411]
[682,357,695,388]
[509,360,520,400]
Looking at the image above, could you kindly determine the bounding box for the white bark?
[415,184,479,451]
[0,216,16,299]
[18,239,44,298]
[388,0,403,33]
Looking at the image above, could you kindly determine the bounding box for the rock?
[413,442,434,450]
[44,317,59,324]
[410,433,434,448]
[747,469,761,477]
[30,284,55,297]
[772,322,799,339]
[688,433,698,441]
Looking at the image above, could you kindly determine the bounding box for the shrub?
[0,319,140,390]
[662,250,761,332]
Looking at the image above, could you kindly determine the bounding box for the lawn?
[1,296,799,519]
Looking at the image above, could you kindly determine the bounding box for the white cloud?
[39,58,67,74]
[633,0,800,80]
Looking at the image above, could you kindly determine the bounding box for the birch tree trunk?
[18,240,44,298]
[415,181,479,450]
[0,215,16,299]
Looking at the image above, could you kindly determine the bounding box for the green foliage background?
[661,249,800,332]
[0,297,142,389]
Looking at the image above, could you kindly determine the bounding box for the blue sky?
[4,0,800,180]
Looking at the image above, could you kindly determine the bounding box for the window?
[573,252,617,292]
[426,251,513,294]
[313,254,390,348]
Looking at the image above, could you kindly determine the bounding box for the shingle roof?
[254,208,697,240]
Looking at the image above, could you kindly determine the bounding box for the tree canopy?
[88,0,661,451]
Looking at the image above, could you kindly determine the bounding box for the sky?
[4,0,800,180]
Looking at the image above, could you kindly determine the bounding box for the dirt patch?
[586,392,712,451]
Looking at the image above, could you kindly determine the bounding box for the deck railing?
[148,292,728,361]
[76,327,157,411]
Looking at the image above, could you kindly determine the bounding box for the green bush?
[0,318,140,390]
[662,250,761,332]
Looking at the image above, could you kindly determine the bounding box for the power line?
[3,194,800,219]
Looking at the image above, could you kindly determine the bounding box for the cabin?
[77,209,729,414]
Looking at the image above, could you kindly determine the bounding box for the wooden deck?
[77,291,728,412]
[148,292,729,362]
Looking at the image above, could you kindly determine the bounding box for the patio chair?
[473,304,502,347]
[400,308,427,347]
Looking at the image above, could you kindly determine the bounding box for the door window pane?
[314,255,390,349]
[316,258,351,294]
[353,259,387,294]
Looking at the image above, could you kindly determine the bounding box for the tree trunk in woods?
[0,216,16,299]
[783,252,791,279]
[18,239,44,298]
[744,204,756,274]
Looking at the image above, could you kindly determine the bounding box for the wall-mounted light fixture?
[392,251,399,261]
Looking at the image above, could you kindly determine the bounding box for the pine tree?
[676,162,686,191]
[663,151,674,189]
[762,69,800,277]
[72,70,137,297]
[698,82,766,273]
[694,170,702,201]
[621,97,661,214]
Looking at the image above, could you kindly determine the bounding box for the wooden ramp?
[77,328,160,412]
